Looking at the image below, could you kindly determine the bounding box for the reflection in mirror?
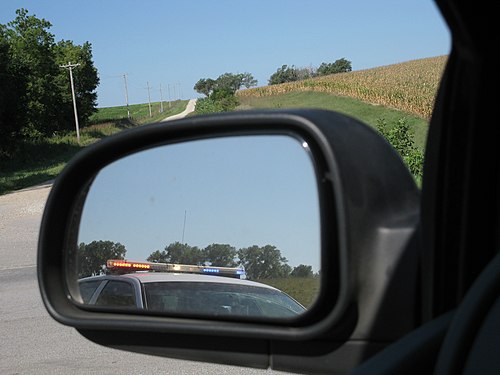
[75,135,321,319]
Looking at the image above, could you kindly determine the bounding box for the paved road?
[0,184,281,374]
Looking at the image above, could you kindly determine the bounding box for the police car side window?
[79,280,103,304]
[95,280,136,307]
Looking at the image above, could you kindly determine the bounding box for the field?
[238,56,447,120]
[256,277,321,308]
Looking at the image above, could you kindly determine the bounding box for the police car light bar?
[106,260,246,279]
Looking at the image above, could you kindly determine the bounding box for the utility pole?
[123,73,130,118]
[60,62,81,143]
[167,84,172,108]
[159,83,164,113]
[146,81,152,117]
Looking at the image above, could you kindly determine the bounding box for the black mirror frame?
[38,109,419,370]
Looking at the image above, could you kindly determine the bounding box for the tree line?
[268,58,352,85]
[193,58,351,115]
[0,9,99,160]
[78,240,315,280]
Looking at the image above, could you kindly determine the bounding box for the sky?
[78,135,321,272]
[0,0,450,108]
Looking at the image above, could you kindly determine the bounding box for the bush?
[377,118,424,183]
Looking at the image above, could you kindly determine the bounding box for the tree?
[317,58,352,76]
[194,73,257,98]
[0,25,23,159]
[147,250,165,263]
[193,72,257,114]
[147,242,204,265]
[54,40,99,129]
[291,264,313,278]
[240,72,258,89]
[5,8,60,137]
[237,245,290,280]
[77,240,127,278]
[268,65,299,85]
[0,8,99,141]
[194,78,216,97]
[203,244,237,267]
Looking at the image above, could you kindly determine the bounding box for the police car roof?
[81,272,279,290]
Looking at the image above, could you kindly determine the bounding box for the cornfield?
[237,56,447,120]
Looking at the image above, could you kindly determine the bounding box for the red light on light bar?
[131,263,151,269]
[107,260,151,270]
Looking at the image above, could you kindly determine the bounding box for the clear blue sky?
[78,135,321,271]
[0,0,450,108]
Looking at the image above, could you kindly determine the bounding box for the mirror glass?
[75,135,321,319]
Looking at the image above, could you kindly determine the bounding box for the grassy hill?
[238,55,447,121]
[89,100,188,125]
[256,277,320,308]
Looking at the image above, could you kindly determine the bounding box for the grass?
[256,276,321,308]
[239,91,429,150]
[89,100,188,125]
[0,100,188,195]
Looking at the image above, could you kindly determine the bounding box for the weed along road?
[0,185,280,374]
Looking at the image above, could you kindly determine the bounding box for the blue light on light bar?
[236,270,245,275]
[202,268,220,273]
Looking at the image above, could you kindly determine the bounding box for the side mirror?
[38,109,420,373]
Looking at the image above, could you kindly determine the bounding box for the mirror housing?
[38,109,420,373]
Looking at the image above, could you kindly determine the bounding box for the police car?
[78,260,306,318]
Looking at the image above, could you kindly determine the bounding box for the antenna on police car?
[182,210,187,243]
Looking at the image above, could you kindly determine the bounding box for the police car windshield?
[144,282,305,318]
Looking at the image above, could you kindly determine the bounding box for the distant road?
[0,183,282,374]
[163,98,197,121]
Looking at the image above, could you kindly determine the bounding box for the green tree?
[194,78,216,97]
[54,40,99,129]
[5,8,61,137]
[240,72,258,89]
[193,72,257,114]
[237,245,290,279]
[78,240,127,278]
[317,58,352,76]
[147,250,166,263]
[268,65,299,85]
[214,72,257,94]
[1,8,99,140]
[203,244,237,267]
[290,264,313,278]
[147,242,204,265]
[0,25,23,159]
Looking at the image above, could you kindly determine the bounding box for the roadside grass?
[89,100,188,125]
[0,100,188,195]
[256,276,321,308]
[0,122,129,195]
[238,91,429,150]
